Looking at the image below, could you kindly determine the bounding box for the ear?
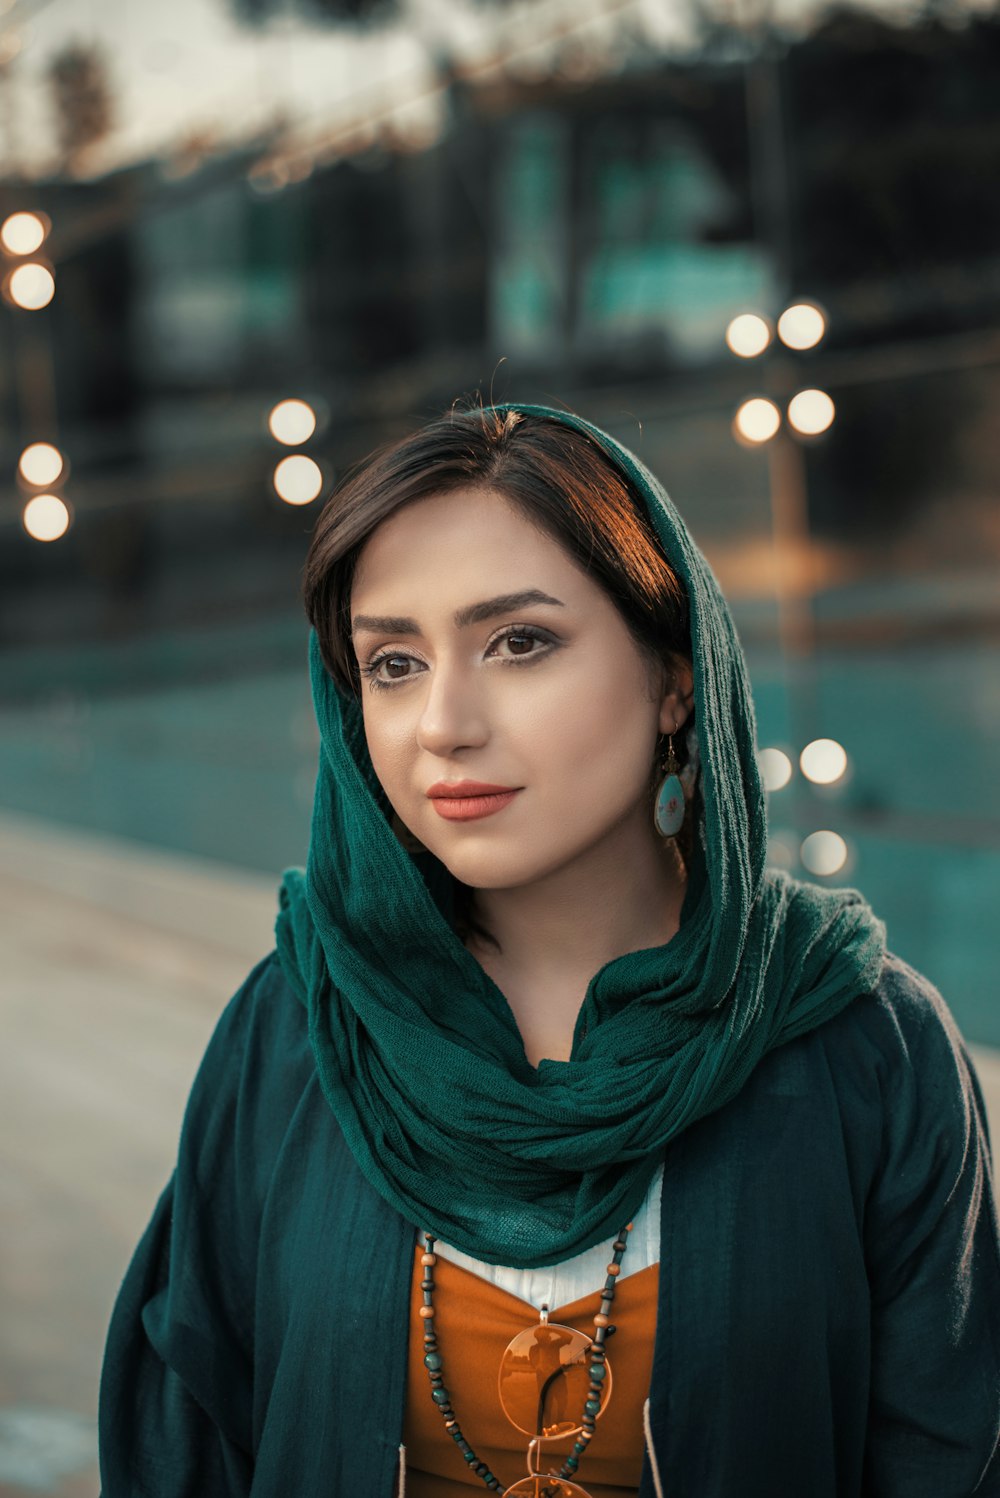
[657,656,694,738]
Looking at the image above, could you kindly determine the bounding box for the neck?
[465,808,688,982]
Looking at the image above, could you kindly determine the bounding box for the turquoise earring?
[654,733,685,839]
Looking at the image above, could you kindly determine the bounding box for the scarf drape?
[275,401,886,1268]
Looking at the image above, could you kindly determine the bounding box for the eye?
[491,632,538,656]
[358,652,420,691]
[385,655,413,676]
[357,623,556,693]
[485,626,553,662]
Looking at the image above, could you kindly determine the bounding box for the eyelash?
[358,625,556,693]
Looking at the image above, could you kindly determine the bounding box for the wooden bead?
[593,1312,610,1327]
[606,1263,621,1276]
[419,1304,436,1319]
[421,1252,437,1266]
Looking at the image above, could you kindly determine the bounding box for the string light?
[758,746,793,791]
[800,830,848,876]
[273,454,323,506]
[777,302,826,351]
[8,262,55,309]
[22,493,71,541]
[268,399,317,446]
[19,442,64,486]
[725,313,772,358]
[733,397,781,444]
[787,389,835,436]
[1,211,47,256]
[800,739,848,785]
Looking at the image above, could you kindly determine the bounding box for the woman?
[98,401,1000,1497]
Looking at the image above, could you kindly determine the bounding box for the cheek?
[509,660,655,788]
[361,708,413,794]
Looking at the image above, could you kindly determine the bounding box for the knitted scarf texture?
[275,402,887,1268]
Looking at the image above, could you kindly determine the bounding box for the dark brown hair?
[301,400,698,947]
[304,403,693,689]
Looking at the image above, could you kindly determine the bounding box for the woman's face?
[349,485,689,892]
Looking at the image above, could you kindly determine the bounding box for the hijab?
[275,402,886,1267]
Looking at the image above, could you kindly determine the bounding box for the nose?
[414,655,489,757]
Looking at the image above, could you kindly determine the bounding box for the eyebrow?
[351,589,565,639]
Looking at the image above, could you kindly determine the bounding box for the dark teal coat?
[99,947,1000,1496]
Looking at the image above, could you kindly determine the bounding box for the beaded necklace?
[419,1220,634,1497]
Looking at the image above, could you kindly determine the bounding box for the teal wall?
[1,613,996,1048]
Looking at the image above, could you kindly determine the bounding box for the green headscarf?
[275,402,886,1268]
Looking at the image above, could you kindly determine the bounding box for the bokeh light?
[800,738,849,784]
[800,830,849,876]
[268,399,317,446]
[22,493,71,541]
[787,388,836,436]
[8,262,55,309]
[758,747,793,791]
[273,454,323,505]
[19,442,64,486]
[725,313,772,358]
[734,397,781,444]
[1,211,47,256]
[766,829,798,870]
[777,302,826,350]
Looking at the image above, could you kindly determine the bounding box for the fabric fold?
[275,401,887,1267]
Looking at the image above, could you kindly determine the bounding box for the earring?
[654,732,685,839]
[678,722,700,800]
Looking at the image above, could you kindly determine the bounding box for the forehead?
[350,487,581,602]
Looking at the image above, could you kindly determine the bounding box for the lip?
[429,788,521,822]
[426,780,518,798]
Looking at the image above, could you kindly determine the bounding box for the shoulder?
[745,946,982,1156]
[815,947,979,1097]
[868,948,969,1051]
[180,948,315,1171]
[809,950,994,1208]
[204,947,306,1052]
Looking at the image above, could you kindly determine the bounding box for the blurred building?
[0,0,998,1039]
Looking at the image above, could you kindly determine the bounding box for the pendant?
[497,1317,612,1498]
[502,1477,591,1496]
[654,771,685,837]
[498,1321,612,1438]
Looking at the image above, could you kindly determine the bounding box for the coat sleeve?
[98,952,281,1496]
[862,961,1000,1496]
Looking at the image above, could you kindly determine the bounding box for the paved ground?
[1,810,997,1497]
[0,815,275,1498]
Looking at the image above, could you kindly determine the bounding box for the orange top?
[403,1237,660,1497]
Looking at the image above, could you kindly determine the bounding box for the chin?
[431,850,522,890]
[431,839,572,892]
